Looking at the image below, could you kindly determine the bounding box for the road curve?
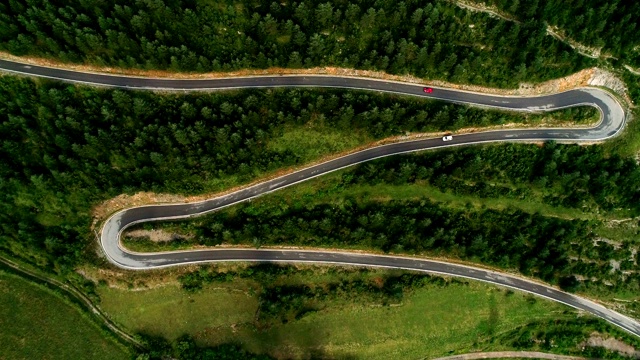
[1,59,637,337]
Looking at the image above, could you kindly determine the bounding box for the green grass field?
[99,283,258,341]
[267,125,373,165]
[0,271,130,360]
[97,270,572,359]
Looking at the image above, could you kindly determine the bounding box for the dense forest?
[0,0,592,87]
[345,143,640,214]
[179,200,589,284]
[1,75,586,272]
[134,194,640,294]
[482,0,640,66]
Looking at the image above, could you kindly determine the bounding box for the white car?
[442,135,453,141]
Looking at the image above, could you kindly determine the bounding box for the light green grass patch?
[98,283,258,342]
[313,182,592,220]
[267,125,372,164]
[249,286,566,359]
[0,271,129,360]
[247,173,592,221]
[98,275,571,359]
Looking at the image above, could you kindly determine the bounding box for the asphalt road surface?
[1,59,637,337]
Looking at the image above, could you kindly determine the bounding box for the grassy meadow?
[0,271,130,360]
[97,269,571,359]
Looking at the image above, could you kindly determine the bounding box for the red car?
[423,87,433,93]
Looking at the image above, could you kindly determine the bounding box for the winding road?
[1,59,638,338]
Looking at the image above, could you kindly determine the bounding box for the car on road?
[442,135,453,141]
[423,87,433,93]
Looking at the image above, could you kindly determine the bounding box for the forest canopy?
[0,0,593,87]
[482,0,640,66]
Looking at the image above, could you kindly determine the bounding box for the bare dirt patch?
[91,192,185,229]
[125,229,191,243]
[625,65,640,76]
[429,67,595,97]
[592,237,623,250]
[546,27,602,59]
[605,216,640,227]
[452,0,520,23]
[588,68,630,103]
[584,333,640,358]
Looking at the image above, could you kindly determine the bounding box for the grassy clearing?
[273,178,594,221]
[237,285,567,360]
[0,271,129,360]
[99,283,258,342]
[350,184,588,218]
[595,221,640,245]
[97,269,571,360]
[266,125,372,165]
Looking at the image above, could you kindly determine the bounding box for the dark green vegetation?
[486,317,640,359]
[0,0,593,87]
[0,270,129,360]
[137,336,273,360]
[345,143,640,215]
[100,264,638,359]
[482,0,640,66]
[126,142,640,297]
[137,198,589,284]
[0,75,596,273]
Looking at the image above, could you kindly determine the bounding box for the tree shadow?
[136,324,359,359]
[475,291,499,337]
